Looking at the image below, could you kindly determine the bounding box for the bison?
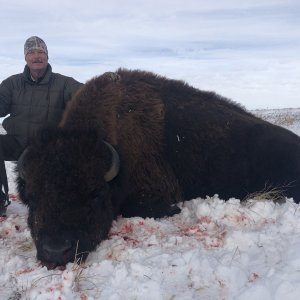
[17,69,300,268]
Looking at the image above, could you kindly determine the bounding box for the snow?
[1,108,300,300]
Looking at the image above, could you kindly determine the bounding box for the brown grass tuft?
[242,183,292,205]
[72,241,87,292]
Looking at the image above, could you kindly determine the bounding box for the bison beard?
[17,69,300,268]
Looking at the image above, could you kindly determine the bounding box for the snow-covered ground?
[1,108,300,300]
[253,108,300,136]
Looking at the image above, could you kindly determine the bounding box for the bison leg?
[120,160,183,218]
[121,196,181,219]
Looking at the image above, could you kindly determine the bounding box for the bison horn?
[103,142,120,182]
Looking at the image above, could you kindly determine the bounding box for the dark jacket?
[0,64,83,148]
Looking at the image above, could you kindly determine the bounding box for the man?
[0,36,83,215]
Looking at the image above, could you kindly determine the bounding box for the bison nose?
[42,238,74,264]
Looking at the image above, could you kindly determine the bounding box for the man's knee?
[0,135,24,161]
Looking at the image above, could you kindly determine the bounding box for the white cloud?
[0,0,299,109]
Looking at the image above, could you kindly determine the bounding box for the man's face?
[25,50,48,73]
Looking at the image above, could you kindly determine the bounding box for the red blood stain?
[199,216,212,223]
[9,194,19,201]
[249,272,259,282]
[16,268,34,275]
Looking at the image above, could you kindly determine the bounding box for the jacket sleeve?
[63,77,84,105]
[0,78,12,117]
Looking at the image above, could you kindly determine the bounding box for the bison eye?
[90,184,109,198]
[90,189,102,199]
[89,187,109,208]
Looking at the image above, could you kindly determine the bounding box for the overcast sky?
[1,0,299,109]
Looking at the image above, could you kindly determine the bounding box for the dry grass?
[71,241,98,294]
[16,238,34,252]
[254,109,300,128]
[72,241,87,292]
[275,115,297,126]
[242,183,292,206]
[12,241,94,297]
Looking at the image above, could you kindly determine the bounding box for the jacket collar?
[23,64,52,84]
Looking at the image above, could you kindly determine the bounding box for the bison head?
[17,126,120,268]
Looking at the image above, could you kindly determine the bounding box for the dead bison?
[17,69,300,267]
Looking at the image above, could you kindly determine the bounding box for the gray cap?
[24,36,48,56]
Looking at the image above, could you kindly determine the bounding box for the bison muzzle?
[17,69,300,268]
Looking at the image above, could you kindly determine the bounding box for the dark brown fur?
[18,69,300,267]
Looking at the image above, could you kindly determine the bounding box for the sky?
[0,0,300,109]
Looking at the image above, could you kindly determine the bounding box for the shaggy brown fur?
[18,69,300,267]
